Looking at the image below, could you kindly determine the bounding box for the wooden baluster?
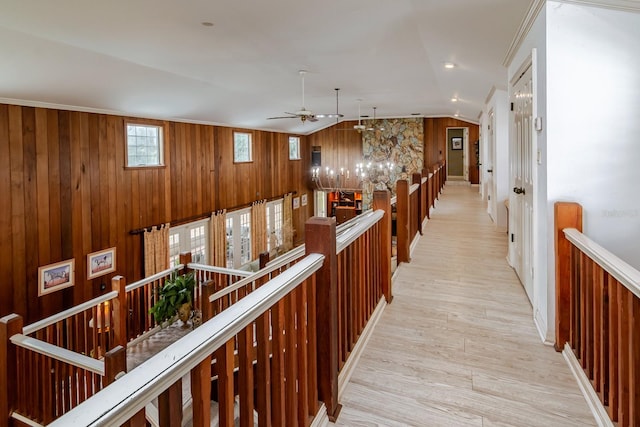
[271,301,286,426]
[630,295,640,426]
[296,279,310,425]
[579,252,587,369]
[608,279,619,421]
[238,323,255,427]
[396,180,410,264]
[584,257,594,378]
[571,246,581,357]
[191,356,212,427]
[285,289,299,427]
[553,202,583,351]
[255,310,272,427]
[412,173,423,235]
[158,379,182,427]
[373,190,392,303]
[1,314,23,427]
[305,217,341,421]
[618,286,631,426]
[592,265,604,393]
[306,277,319,415]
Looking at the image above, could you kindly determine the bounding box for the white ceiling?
[0,0,532,134]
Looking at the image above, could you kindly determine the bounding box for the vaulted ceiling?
[0,0,532,134]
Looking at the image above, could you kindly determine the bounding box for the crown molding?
[503,0,640,67]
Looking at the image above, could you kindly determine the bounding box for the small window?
[126,123,163,167]
[289,136,301,160]
[234,132,252,163]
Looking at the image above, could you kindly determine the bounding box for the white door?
[509,64,534,302]
[486,111,495,220]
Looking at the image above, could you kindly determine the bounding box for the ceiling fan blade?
[267,115,298,120]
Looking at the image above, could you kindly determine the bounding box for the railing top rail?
[421,177,428,184]
[336,210,384,254]
[10,334,105,376]
[429,172,433,178]
[390,195,397,205]
[23,291,118,336]
[125,265,184,293]
[409,183,420,195]
[564,227,640,299]
[49,253,325,427]
[265,246,306,268]
[187,263,253,278]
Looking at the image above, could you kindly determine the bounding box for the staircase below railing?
[555,202,640,427]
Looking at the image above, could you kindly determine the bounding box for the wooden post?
[1,314,22,427]
[554,202,583,351]
[104,345,127,386]
[158,379,183,427]
[259,251,270,269]
[422,168,431,219]
[111,276,127,348]
[191,356,212,427]
[412,173,424,235]
[305,217,341,421]
[373,190,393,303]
[396,180,411,264]
[201,280,215,322]
[180,252,192,274]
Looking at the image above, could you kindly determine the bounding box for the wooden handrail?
[10,334,105,376]
[409,183,420,195]
[336,210,384,254]
[563,228,640,299]
[48,253,325,426]
[22,291,117,336]
[125,264,184,292]
[188,263,253,278]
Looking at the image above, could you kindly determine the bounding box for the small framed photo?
[301,193,308,206]
[87,247,117,280]
[38,259,75,297]
[293,196,300,210]
[451,137,463,150]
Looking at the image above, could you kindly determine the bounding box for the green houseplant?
[149,271,196,326]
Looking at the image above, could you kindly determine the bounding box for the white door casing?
[509,63,534,304]
[486,111,495,220]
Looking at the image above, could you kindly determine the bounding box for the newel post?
[305,217,341,421]
[1,314,23,427]
[179,252,192,274]
[104,345,127,385]
[373,190,393,303]
[201,280,215,322]
[554,202,582,352]
[111,276,127,348]
[396,179,411,264]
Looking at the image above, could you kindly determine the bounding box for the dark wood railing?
[555,202,640,427]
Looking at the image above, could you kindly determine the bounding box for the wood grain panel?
[423,117,479,182]
[0,103,315,322]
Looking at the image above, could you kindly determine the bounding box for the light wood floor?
[333,184,595,427]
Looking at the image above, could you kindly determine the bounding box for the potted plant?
[149,271,196,327]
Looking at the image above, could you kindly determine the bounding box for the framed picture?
[451,137,463,150]
[38,259,75,297]
[87,247,117,280]
[293,196,300,210]
[301,193,308,206]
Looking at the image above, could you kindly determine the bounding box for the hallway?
[334,185,595,426]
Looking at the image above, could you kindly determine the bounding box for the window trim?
[124,120,166,169]
[233,131,253,163]
[289,135,301,160]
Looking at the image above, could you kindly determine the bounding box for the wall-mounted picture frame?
[87,247,117,280]
[38,259,75,297]
[293,196,300,210]
[301,193,308,206]
[451,137,463,150]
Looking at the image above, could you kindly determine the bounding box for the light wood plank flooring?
[333,184,595,427]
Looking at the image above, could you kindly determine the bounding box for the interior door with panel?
[509,63,534,303]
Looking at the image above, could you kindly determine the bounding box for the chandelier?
[311,161,396,192]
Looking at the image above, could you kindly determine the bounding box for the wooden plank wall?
[423,117,479,181]
[0,103,312,323]
[307,121,363,190]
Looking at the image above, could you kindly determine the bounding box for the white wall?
[485,90,510,232]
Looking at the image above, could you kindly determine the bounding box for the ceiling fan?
[267,70,343,123]
[339,99,367,133]
[366,107,385,132]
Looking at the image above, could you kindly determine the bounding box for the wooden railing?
[555,202,640,427]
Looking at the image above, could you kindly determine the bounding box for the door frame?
[445,127,469,181]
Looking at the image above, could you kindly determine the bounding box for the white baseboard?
[562,344,613,427]
[338,297,387,397]
[311,403,330,427]
[533,310,553,346]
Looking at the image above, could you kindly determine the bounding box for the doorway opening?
[446,127,469,182]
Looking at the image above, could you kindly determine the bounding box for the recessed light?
[201,21,214,27]
[451,97,458,102]
[444,62,456,69]
[454,113,460,117]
